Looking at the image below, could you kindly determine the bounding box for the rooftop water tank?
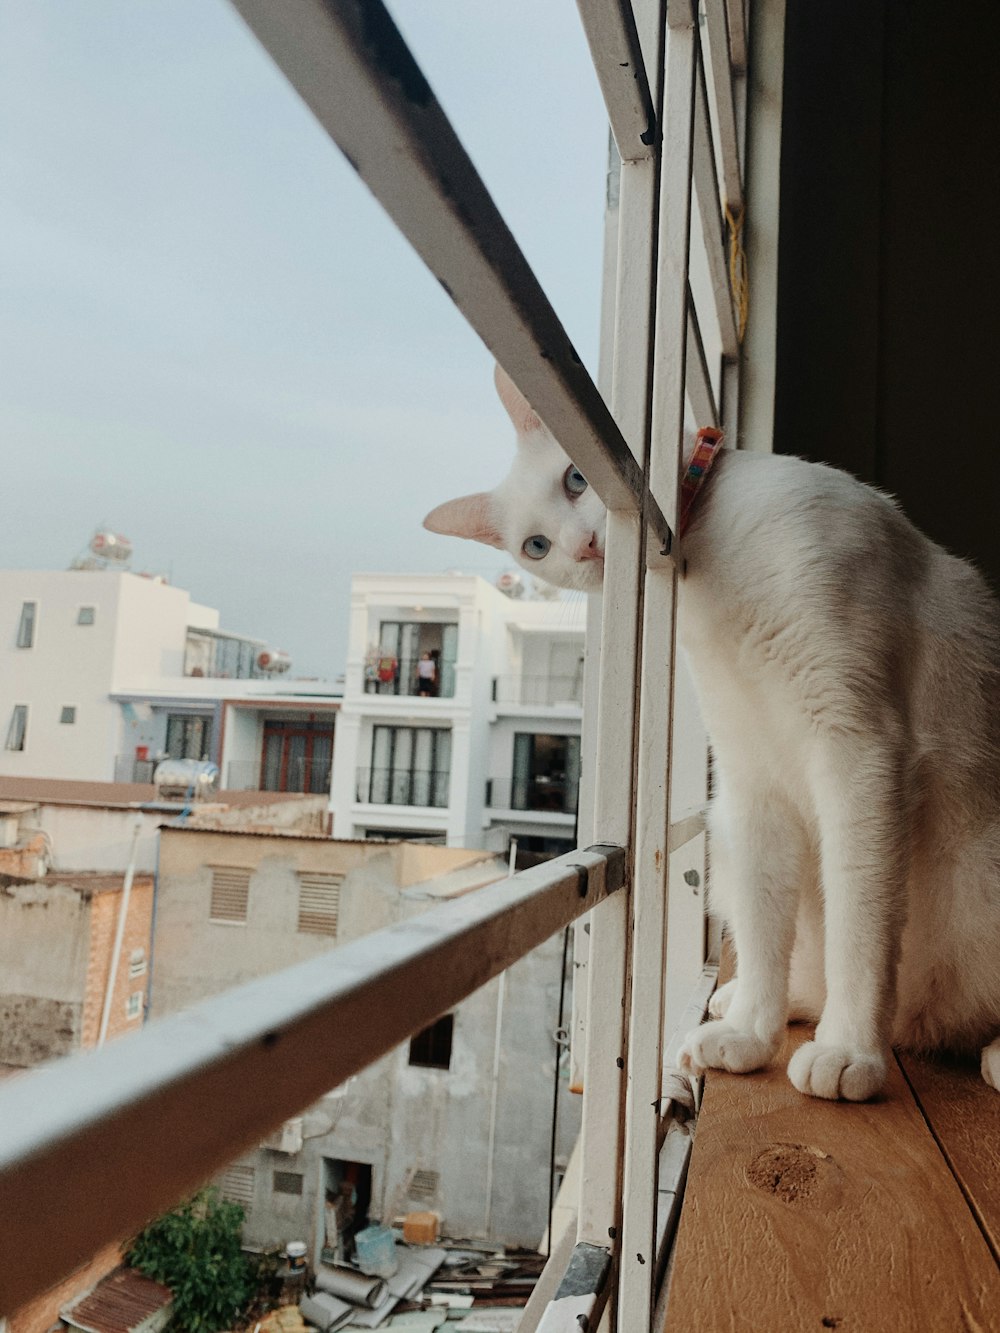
[153,758,219,802]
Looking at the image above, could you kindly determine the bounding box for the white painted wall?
[220,705,263,788]
[0,571,124,780]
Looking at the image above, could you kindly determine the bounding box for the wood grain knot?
[746,1143,834,1204]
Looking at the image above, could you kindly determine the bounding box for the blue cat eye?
[564,466,588,497]
[522,535,551,560]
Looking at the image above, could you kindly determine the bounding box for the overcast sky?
[0,2,609,677]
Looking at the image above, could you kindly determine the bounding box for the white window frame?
[0,4,783,1328]
[60,705,77,725]
[125,992,144,1022]
[77,605,97,626]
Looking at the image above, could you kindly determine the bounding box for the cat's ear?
[494,363,542,436]
[423,493,507,550]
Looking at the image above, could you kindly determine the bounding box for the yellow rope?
[725,203,749,344]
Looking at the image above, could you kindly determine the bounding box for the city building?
[0,568,340,794]
[330,573,585,857]
[151,825,580,1251]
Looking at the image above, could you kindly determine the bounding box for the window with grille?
[166,713,213,761]
[272,1170,304,1196]
[5,706,27,752]
[297,873,342,938]
[16,602,36,649]
[408,1015,454,1070]
[125,992,143,1021]
[60,706,76,725]
[209,867,251,924]
[220,1164,255,1208]
[77,606,96,626]
[0,5,768,1329]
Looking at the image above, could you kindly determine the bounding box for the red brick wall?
[80,877,154,1047]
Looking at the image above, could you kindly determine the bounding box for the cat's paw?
[787,1041,886,1101]
[677,1020,775,1076]
[708,979,737,1020]
[662,1067,697,1116]
[981,1038,1000,1093]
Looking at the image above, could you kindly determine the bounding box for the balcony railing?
[487,776,579,817]
[0,0,759,1326]
[113,755,157,784]
[355,766,450,808]
[365,655,456,698]
[225,756,332,795]
[492,674,584,706]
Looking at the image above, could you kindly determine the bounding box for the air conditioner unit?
[263,1117,303,1155]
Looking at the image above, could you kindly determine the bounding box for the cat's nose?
[575,532,603,562]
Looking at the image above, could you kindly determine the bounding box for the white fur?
[428,395,1000,1101]
[490,431,607,593]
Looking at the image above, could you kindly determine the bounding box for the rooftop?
[0,776,322,811]
[62,1265,172,1333]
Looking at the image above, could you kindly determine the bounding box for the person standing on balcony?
[417,652,436,697]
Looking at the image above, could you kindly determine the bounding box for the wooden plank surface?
[661,1027,1000,1331]
[901,1049,1000,1264]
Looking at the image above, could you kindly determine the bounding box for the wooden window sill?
[659,1025,1000,1329]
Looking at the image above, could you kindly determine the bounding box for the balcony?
[225,756,332,795]
[113,755,157,784]
[492,674,583,707]
[487,775,578,818]
[355,766,450,808]
[364,653,457,698]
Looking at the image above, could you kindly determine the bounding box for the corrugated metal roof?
[62,1266,172,1333]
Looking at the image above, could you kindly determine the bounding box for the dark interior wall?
[774,0,1000,584]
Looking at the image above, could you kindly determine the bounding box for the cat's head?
[423,366,607,592]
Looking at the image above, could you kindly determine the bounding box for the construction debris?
[248,1238,546,1332]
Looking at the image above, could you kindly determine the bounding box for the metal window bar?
[0,846,623,1312]
[0,0,756,1327]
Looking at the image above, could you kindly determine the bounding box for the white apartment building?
[329,572,586,856]
[0,569,340,792]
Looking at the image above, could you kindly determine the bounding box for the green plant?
[128,1187,256,1332]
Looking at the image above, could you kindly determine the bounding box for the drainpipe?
[97,816,143,1048]
[144,825,162,1024]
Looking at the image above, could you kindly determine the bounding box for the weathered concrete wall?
[0,874,154,1064]
[19,793,327,877]
[0,995,81,1065]
[229,930,579,1253]
[0,880,91,999]
[152,831,496,1013]
[150,825,578,1250]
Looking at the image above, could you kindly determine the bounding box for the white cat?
[425,366,1000,1102]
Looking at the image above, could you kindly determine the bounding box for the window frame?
[5,705,28,752]
[16,601,36,649]
[407,1014,454,1071]
[0,3,770,1326]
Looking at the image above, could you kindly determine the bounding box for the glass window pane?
[17,602,36,649]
